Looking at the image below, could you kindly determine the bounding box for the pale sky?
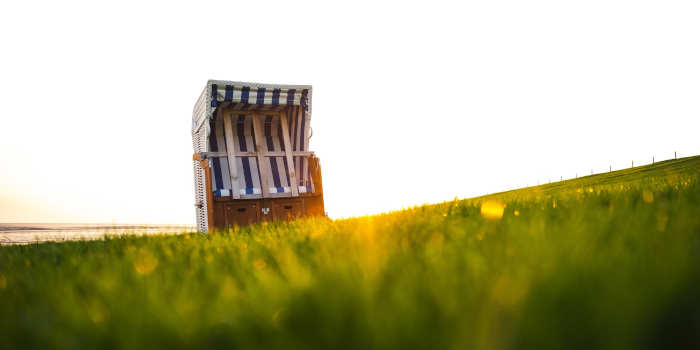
[1,0,698,224]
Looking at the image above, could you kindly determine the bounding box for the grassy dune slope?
[1,156,699,349]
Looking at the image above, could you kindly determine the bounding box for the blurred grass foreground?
[1,156,699,349]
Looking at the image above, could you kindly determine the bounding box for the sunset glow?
[1,0,698,225]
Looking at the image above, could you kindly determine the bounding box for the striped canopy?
[210,83,310,109]
[192,80,312,134]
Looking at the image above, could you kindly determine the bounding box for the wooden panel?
[279,112,299,196]
[271,198,304,221]
[302,194,325,217]
[213,197,227,229]
[222,111,241,199]
[225,202,260,227]
[211,194,324,228]
[309,155,323,195]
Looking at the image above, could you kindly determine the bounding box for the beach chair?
[191,80,325,232]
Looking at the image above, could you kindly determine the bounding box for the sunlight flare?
[133,249,159,275]
[481,201,505,220]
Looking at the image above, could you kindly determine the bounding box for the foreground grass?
[1,157,699,349]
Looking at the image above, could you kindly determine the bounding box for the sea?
[0,223,196,245]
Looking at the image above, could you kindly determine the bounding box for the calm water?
[0,223,196,245]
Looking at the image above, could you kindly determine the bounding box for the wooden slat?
[226,109,285,117]
[238,193,263,200]
[222,111,241,199]
[235,151,260,157]
[280,112,299,196]
[295,106,307,191]
[251,114,271,198]
[201,151,313,158]
[302,107,313,192]
[265,191,293,198]
[198,151,227,158]
[292,151,314,157]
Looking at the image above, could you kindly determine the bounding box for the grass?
[1,156,699,349]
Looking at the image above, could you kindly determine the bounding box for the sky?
[1,0,698,224]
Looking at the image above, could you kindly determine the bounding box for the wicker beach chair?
[191,80,325,232]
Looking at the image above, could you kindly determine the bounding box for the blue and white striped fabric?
[211,84,309,110]
[209,108,313,197]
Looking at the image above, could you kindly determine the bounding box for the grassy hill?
[1,156,699,349]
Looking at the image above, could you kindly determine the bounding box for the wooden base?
[194,153,326,231]
[211,194,325,229]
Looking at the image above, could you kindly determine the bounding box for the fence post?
[675,151,677,159]
[652,156,654,164]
